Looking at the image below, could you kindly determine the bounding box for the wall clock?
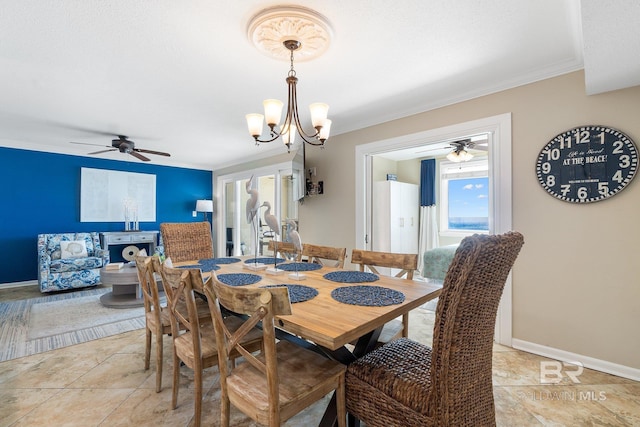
[536,125,638,203]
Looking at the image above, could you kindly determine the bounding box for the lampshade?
[195,199,213,213]
[446,149,474,163]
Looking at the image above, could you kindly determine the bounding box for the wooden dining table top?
[174,257,442,352]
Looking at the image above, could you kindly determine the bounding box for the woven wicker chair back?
[426,231,524,423]
[160,222,213,263]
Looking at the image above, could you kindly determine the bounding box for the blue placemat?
[177,263,220,272]
[331,285,405,307]
[199,257,241,265]
[323,271,379,283]
[244,257,285,265]
[276,262,323,272]
[217,273,262,287]
[262,284,319,303]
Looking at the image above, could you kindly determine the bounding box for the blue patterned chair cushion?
[50,256,105,273]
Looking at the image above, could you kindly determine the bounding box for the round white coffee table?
[99,265,144,308]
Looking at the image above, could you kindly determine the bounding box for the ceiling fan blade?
[88,148,118,155]
[135,148,171,157]
[70,141,112,148]
[130,151,151,162]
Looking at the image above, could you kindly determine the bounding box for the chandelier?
[246,6,333,152]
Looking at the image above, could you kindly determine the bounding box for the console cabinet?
[100,231,159,262]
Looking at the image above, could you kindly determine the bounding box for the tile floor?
[1,285,639,426]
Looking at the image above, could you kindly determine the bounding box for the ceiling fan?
[70,135,171,162]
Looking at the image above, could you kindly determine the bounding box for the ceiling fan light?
[460,149,474,161]
[263,99,284,127]
[446,150,461,162]
[246,113,264,137]
[309,102,329,128]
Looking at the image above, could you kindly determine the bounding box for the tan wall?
[298,71,640,369]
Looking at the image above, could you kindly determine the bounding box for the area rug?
[0,288,146,362]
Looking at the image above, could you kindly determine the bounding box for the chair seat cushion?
[347,337,432,415]
[50,256,104,273]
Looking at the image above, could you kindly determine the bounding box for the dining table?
[174,255,443,427]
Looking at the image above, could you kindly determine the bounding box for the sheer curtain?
[418,159,439,274]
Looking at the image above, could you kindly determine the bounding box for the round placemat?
[199,257,241,265]
[276,262,323,272]
[262,284,319,303]
[323,271,379,283]
[244,257,285,265]
[331,285,405,306]
[217,273,262,287]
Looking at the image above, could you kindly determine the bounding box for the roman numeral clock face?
[536,126,638,203]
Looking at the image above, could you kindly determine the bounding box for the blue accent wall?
[0,147,213,284]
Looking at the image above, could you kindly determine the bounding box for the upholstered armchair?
[38,232,110,293]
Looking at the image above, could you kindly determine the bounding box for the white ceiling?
[0,0,638,170]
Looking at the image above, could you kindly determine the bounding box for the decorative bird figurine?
[287,219,303,254]
[261,201,280,238]
[287,219,305,279]
[245,175,260,224]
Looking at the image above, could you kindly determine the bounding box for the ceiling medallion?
[247,6,333,62]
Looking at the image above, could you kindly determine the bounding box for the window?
[439,159,489,234]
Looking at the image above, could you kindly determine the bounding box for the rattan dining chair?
[160,221,213,263]
[301,243,347,268]
[205,275,347,427]
[346,232,524,427]
[350,249,418,342]
[160,266,263,427]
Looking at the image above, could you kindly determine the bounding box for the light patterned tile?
[0,388,60,427]
[2,352,101,388]
[100,388,195,426]
[504,385,631,426]
[494,387,541,426]
[69,353,153,389]
[596,383,640,425]
[11,388,133,426]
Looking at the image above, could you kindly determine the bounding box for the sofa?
[38,232,110,293]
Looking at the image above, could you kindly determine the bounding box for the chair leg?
[221,391,230,427]
[155,331,163,392]
[347,414,360,427]
[336,373,346,427]
[193,363,203,427]
[171,351,180,410]
[144,328,152,370]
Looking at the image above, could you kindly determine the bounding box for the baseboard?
[0,280,38,290]
[512,338,640,382]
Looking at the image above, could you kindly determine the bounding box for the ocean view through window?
[440,159,489,233]
[447,177,489,230]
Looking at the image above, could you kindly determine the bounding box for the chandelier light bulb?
[246,113,265,137]
[318,119,332,141]
[282,124,297,147]
[263,99,284,128]
[309,103,329,129]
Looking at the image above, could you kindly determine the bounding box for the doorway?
[355,113,513,345]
